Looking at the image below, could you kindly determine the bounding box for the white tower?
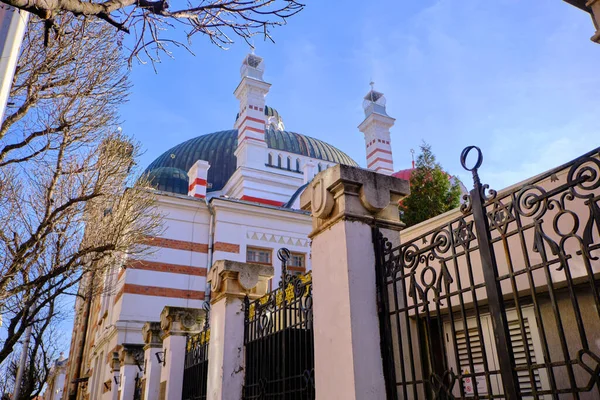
[358,83,395,175]
[233,53,271,170]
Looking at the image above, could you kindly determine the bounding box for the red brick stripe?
[126,260,207,276]
[367,148,393,159]
[188,178,207,192]
[214,242,240,253]
[114,287,124,303]
[239,115,265,125]
[240,195,284,207]
[238,126,265,138]
[122,284,205,300]
[367,157,394,168]
[142,236,208,253]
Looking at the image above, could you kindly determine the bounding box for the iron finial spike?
[278,247,291,281]
[460,146,484,189]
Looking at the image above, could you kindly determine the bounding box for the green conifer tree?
[399,142,462,227]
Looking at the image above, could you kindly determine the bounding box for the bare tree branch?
[0,15,163,365]
[0,0,304,66]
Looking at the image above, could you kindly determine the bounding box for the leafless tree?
[0,16,163,365]
[0,298,64,400]
[0,0,304,66]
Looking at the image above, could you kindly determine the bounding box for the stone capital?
[118,344,145,368]
[141,321,163,349]
[300,164,410,237]
[159,306,205,338]
[208,260,274,303]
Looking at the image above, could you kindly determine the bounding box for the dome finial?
[370,80,375,91]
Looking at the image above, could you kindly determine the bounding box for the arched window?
[296,159,300,172]
[278,154,282,168]
[268,153,273,165]
[318,163,322,172]
[287,156,291,170]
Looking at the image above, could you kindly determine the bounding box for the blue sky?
[122,0,600,192]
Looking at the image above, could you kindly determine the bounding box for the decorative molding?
[300,164,410,238]
[159,306,206,337]
[208,260,274,303]
[141,322,163,347]
[246,230,309,247]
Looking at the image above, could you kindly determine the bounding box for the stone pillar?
[159,307,205,400]
[118,344,144,400]
[206,260,274,400]
[142,322,163,400]
[300,164,409,400]
[110,352,120,400]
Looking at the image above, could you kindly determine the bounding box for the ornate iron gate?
[375,146,600,399]
[243,248,315,399]
[182,304,210,400]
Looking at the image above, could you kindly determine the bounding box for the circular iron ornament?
[514,184,546,218]
[567,156,600,198]
[460,145,483,172]
[277,247,291,263]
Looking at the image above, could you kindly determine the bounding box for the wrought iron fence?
[375,146,600,399]
[243,248,315,399]
[133,373,144,400]
[182,304,210,400]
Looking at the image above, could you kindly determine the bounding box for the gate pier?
[300,165,410,400]
[206,260,274,400]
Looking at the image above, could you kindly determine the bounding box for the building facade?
[63,53,402,400]
[44,354,67,400]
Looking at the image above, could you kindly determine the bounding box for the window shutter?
[455,327,486,395]
[507,318,542,395]
[452,315,542,397]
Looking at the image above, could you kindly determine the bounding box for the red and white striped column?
[187,159,211,198]
[233,53,270,170]
[358,85,395,176]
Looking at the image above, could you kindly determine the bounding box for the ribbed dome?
[144,129,358,195]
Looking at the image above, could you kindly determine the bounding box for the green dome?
[144,128,358,195]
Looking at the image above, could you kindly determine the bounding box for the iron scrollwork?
[376,146,600,399]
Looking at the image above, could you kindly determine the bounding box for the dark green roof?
[144,129,358,195]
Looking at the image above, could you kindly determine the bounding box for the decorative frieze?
[246,230,309,247]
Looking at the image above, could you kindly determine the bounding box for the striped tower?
[233,53,271,170]
[187,160,210,198]
[358,83,395,175]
